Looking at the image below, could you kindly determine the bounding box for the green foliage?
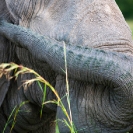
[116,0,133,19]
[127,20,133,38]
[127,20,133,32]
[2,101,29,133]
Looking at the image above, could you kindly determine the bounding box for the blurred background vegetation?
[116,0,133,38]
[116,0,133,19]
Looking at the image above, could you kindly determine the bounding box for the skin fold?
[0,0,133,133]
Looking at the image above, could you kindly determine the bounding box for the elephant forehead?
[28,1,132,50]
[5,0,120,25]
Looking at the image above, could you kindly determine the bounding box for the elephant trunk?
[0,21,133,89]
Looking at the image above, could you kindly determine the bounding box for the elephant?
[0,0,133,133]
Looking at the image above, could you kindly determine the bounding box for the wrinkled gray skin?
[0,0,133,133]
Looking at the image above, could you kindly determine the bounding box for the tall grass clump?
[0,44,77,133]
[0,62,77,133]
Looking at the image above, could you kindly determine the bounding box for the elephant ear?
[0,34,13,107]
[0,0,16,107]
[0,37,16,107]
[0,36,12,107]
[0,75,10,106]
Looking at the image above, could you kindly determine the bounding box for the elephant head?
[0,0,133,133]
